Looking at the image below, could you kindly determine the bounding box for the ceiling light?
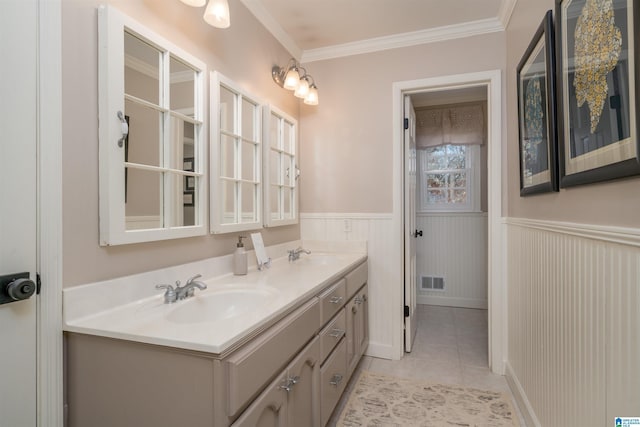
[272,59,319,106]
[203,0,231,28]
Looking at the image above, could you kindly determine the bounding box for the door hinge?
[36,273,42,295]
[404,305,410,317]
[404,118,409,130]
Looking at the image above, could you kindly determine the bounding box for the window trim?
[418,144,481,213]
[210,71,263,234]
[98,5,207,246]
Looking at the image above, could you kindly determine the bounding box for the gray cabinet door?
[231,373,288,427]
[287,337,321,427]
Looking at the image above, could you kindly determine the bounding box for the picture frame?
[517,10,559,196]
[183,191,194,207]
[185,176,195,191]
[183,157,194,172]
[556,0,640,187]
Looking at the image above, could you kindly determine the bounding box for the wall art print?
[517,10,559,196]
[556,0,640,186]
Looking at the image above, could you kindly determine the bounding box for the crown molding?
[241,0,514,63]
[240,0,302,60]
[301,17,504,63]
[125,54,194,84]
[498,0,518,29]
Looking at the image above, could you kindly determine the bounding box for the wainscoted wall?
[505,218,640,426]
[416,213,487,308]
[300,213,398,359]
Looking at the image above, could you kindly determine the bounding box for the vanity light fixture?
[178,0,230,29]
[272,58,319,106]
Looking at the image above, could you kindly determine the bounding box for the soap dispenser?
[233,236,248,276]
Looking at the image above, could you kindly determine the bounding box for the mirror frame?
[98,5,207,245]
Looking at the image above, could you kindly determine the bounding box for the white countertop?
[63,240,367,355]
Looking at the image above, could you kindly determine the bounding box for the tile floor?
[328,304,527,426]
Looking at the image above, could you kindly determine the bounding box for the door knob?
[7,278,36,301]
[0,272,36,305]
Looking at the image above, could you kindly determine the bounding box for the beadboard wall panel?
[416,213,487,308]
[300,213,397,359]
[506,219,640,426]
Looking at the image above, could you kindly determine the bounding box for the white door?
[404,95,418,352]
[0,1,39,425]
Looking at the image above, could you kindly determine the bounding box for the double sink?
[63,249,366,355]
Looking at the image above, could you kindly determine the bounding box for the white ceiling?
[240,0,517,62]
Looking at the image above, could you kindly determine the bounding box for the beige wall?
[506,0,640,227]
[62,0,300,287]
[298,32,506,214]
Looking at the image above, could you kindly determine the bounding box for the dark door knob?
[413,229,423,238]
[7,278,36,301]
[0,272,36,305]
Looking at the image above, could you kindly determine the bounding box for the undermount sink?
[167,287,278,324]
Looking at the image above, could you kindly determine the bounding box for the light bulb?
[283,67,300,90]
[304,85,319,105]
[294,77,310,98]
[203,0,230,28]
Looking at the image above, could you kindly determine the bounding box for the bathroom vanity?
[64,242,368,427]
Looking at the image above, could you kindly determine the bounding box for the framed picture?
[183,191,194,207]
[185,176,195,191]
[517,10,559,196]
[556,0,640,186]
[183,157,194,172]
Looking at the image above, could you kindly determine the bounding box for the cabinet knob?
[352,305,357,314]
[329,295,343,304]
[329,374,343,387]
[328,328,345,339]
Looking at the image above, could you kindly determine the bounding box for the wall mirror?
[98,5,207,245]
[263,105,299,227]
[210,72,263,233]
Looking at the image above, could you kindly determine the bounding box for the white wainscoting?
[300,213,398,359]
[505,218,640,426]
[416,213,487,308]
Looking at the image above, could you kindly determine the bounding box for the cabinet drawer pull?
[290,375,300,385]
[328,328,345,339]
[355,296,363,305]
[329,374,344,387]
[329,296,343,304]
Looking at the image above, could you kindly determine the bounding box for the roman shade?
[415,102,485,148]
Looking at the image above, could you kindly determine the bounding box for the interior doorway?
[403,88,489,360]
[392,70,505,374]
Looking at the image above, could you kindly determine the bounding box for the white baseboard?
[364,341,395,360]
[417,295,488,309]
[505,361,541,427]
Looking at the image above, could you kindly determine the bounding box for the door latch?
[0,272,36,305]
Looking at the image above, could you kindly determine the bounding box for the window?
[263,105,298,227]
[98,6,206,245]
[418,144,480,212]
[210,72,262,233]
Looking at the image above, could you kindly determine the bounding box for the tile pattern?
[336,370,519,426]
[328,305,527,426]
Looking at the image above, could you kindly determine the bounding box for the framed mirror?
[98,5,207,245]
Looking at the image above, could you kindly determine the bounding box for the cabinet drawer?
[345,260,367,300]
[320,338,347,427]
[319,309,346,363]
[318,279,346,324]
[225,298,320,417]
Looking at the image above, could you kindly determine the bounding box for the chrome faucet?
[288,247,311,262]
[156,274,207,304]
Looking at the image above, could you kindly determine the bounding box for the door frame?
[391,70,506,374]
[37,0,64,425]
